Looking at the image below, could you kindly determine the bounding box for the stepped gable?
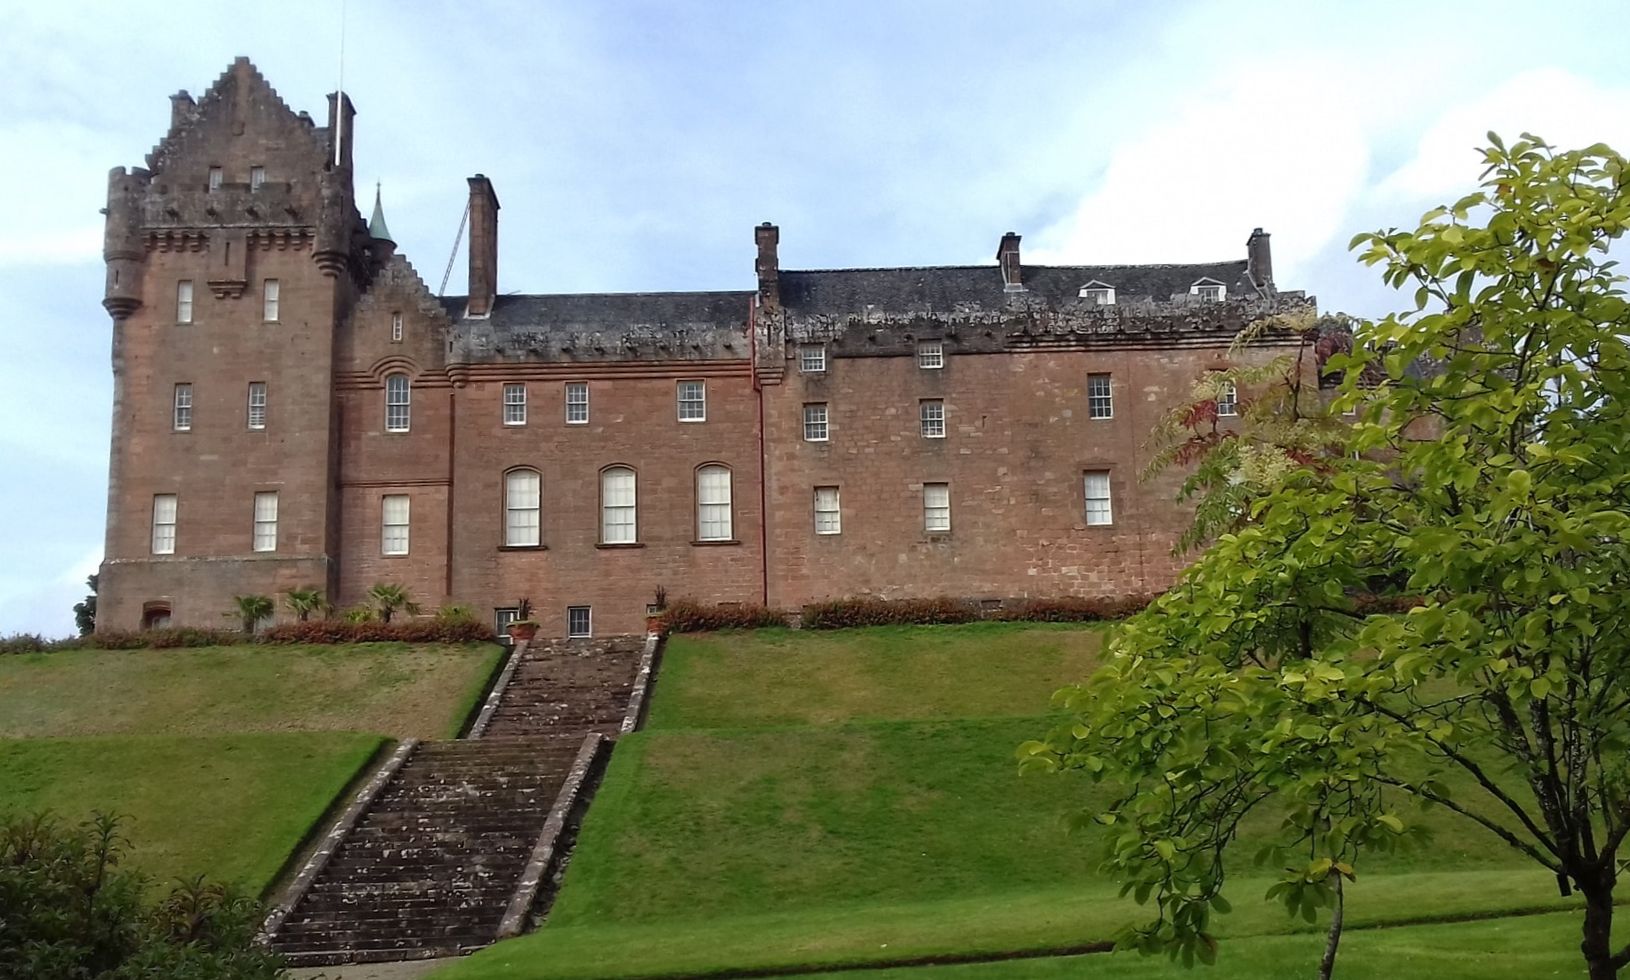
[481,637,645,738]
[356,253,456,328]
[442,290,753,363]
[145,57,328,177]
[269,736,584,964]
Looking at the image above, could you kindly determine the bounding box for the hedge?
[1,619,496,653]
[801,596,982,629]
[655,600,790,634]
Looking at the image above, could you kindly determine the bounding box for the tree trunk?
[1319,873,1344,980]
[1581,885,1619,980]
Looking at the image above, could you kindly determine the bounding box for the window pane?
[917,341,944,369]
[177,281,193,323]
[253,491,278,552]
[263,279,280,321]
[247,382,267,429]
[803,403,828,441]
[151,494,177,555]
[505,470,541,546]
[390,312,403,342]
[920,400,945,438]
[1085,471,1113,526]
[678,381,706,421]
[566,382,589,423]
[697,465,732,540]
[601,468,637,543]
[924,483,950,532]
[1088,374,1113,419]
[800,344,826,373]
[173,384,192,431]
[568,606,592,637]
[382,494,410,554]
[386,374,411,431]
[814,486,841,534]
[503,383,527,425]
[1217,381,1238,417]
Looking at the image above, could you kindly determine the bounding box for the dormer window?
[1191,279,1225,302]
[1078,282,1116,305]
[208,167,222,192]
[249,166,265,191]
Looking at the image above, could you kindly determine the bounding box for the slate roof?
[779,261,1254,314]
[439,290,754,330]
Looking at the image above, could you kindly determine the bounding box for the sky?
[1,0,1627,635]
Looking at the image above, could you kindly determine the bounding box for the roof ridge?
[783,259,1245,275]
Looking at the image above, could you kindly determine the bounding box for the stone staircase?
[264,636,654,966]
[481,637,645,738]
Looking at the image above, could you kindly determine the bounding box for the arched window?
[696,464,733,541]
[600,466,637,544]
[504,468,541,547]
[385,373,411,432]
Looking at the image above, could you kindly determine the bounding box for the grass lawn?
[0,732,382,894]
[432,621,1600,980]
[0,642,504,739]
[795,910,1624,979]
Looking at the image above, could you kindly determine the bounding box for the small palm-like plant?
[283,587,325,623]
[367,583,420,624]
[229,594,274,634]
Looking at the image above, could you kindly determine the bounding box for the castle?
[97,59,1313,637]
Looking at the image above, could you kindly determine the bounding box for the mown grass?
[0,732,382,894]
[433,621,1601,979]
[0,642,504,739]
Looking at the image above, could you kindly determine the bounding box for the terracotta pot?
[507,621,539,642]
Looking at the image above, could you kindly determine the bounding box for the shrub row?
[655,600,790,634]
[993,594,1157,622]
[260,619,497,645]
[801,596,981,629]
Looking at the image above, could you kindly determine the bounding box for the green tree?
[1024,135,1630,979]
[72,573,98,636]
[282,586,326,623]
[0,812,283,979]
[229,594,274,634]
[367,583,420,624]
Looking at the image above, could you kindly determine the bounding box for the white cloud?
[1376,69,1630,202]
[1027,58,1372,283]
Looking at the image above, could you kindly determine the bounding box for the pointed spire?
[368,182,394,244]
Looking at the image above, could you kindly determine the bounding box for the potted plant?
[646,586,668,634]
[507,597,539,643]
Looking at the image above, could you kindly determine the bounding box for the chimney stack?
[466,174,501,317]
[755,222,780,310]
[169,91,195,130]
[997,232,1023,292]
[1247,227,1273,291]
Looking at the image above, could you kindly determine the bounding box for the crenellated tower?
[98,58,368,631]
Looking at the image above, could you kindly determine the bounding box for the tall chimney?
[755,222,780,310]
[1247,227,1273,291]
[169,91,195,130]
[997,232,1023,292]
[466,174,501,317]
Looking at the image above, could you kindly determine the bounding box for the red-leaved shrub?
[995,594,1157,622]
[801,596,981,629]
[656,600,789,634]
[260,618,497,645]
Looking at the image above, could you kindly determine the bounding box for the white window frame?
[919,399,946,439]
[803,403,829,442]
[799,343,827,374]
[176,281,194,324]
[567,605,593,639]
[814,486,841,535]
[600,466,638,544]
[1217,381,1238,417]
[1088,373,1113,420]
[677,380,706,422]
[207,167,222,192]
[923,482,951,533]
[566,382,589,424]
[262,279,280,322]
[917,340,944,369]
[385,374,411,432]
[247,382,267,430]
[249,166,265,191]
[1085,471,1113,526]
[1079,284,1116,305]
[151,494,177,555]
[390,312,404,343]
[172,384,193,431]
[252,491,278,553]
[696,464,733,542]
[503,383,527,426]
[504,469,541,547]
[1191,281,1225,302]
[495,607,520,637]
[381,494,410,555]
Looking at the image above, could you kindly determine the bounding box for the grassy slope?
[0,732,382,893]
[438,623,1591,979]
[0,642,504,739]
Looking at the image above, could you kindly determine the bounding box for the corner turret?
[102,166,151,320]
